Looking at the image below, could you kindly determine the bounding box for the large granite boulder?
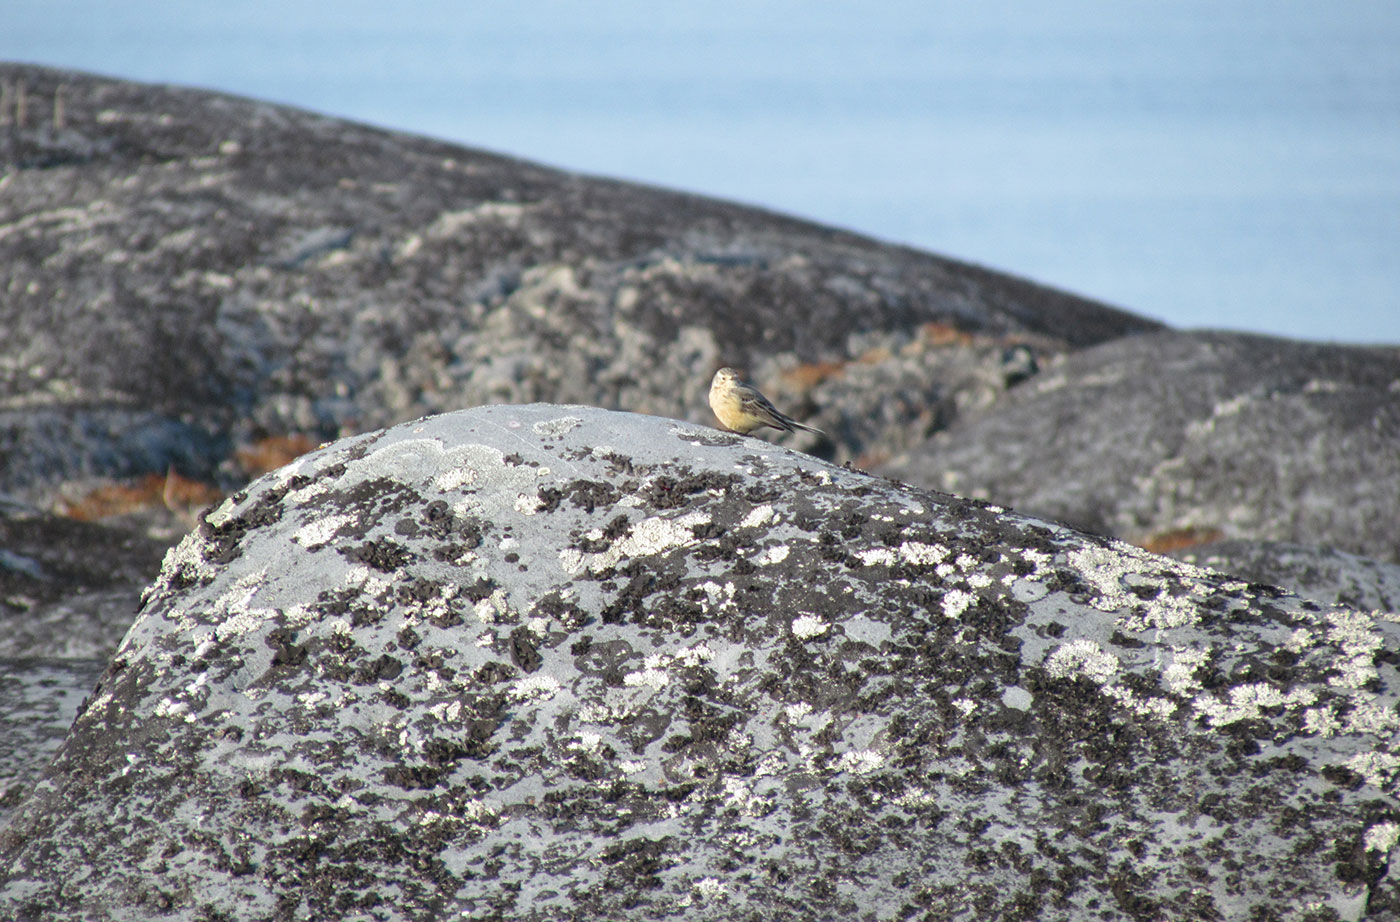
[3,405,1395,921]
[881,330,1400,564]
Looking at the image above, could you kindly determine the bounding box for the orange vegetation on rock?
[778,361,846,391]
[1137,526,1225,555]
[235,433,320,477]
[58,470,225,521]
[918,322,976,347]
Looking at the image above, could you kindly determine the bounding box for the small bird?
[708,367,824,437]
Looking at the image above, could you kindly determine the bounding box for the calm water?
[6,1,1399,343]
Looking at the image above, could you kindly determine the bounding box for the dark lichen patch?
[198,487,287,565]
[509,627,543,673]
[539,479,622,514]
[266,628,308,669]
[345,537,414,573]
[459,576,497,603]
[640,471,739,510]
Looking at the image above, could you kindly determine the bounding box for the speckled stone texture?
[2,405,1396,921]
[880,330,1400,563]
[1170,541,1400,615]
[0,62,1155,516]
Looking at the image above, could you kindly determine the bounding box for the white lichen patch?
[674,643,715,667]
[941,589,977,619]
[207,569,269,620]
[214,607,278,643]
[438,467,478,492]
[570,730,603,753]
[857,548,896,567]
[896,788,940,809]
[472,588,512,625]
[1303,706,1343,737]
[1019,547,1055,578]
[429,700,463,723]
[1322,608,1388,690]
[721,776,772,816]
[511,674,562,701]
[835,749,884,775]
[575,702,625,725]
[1068,543,1208,629]
[1365,821,1400,854]
[1191,683,1317,728]
[1344,700,1400,736]
[1344,751,1400,789]
[156,534,218,592]
[900,542,950,566]
[739,505,775,529]
[154,697,195,723]
[1184,392,1253,439]
[532,415,583,437]
[293,513,353,548]
[792,615,829,639]
[285,480,330,505]
[1162,647,1210,695]
[514,493,544,515]
[1045,639,1120,684]
[784,702,813,723]
[623,668,670,689]
[1104,684,1179,721]
[756,544,790,565]
[558,510,710,575]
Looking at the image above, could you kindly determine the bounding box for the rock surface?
[0,62,1156,516]
[3,405,1396,921]
[0,503,170,660]
[880,330,1400,563]
[1171,540,1400,615]
[0,659,106,831]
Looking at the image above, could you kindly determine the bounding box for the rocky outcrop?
[880,330,1400,563]
[4,62,1400,918]
[1170,540,1400,614]
[2,406,1395,921]
[0,62,1156,517]
[0,504,170,660]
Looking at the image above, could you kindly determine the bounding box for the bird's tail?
[788,419,824,436]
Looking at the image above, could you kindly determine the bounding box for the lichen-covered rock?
[0,62,1156,516]
[881,329,1400,564]
[1171,540,1400,614]
[3,405,1396,921]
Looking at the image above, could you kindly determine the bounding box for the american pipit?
[708,367,824,436]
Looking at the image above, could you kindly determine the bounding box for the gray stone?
[880,329,1400,564]
[0,503,168,660]
[3,405,1396,920]
[0,659,106,831]
[0,62,1158,523]
[1172,540,1400,614]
